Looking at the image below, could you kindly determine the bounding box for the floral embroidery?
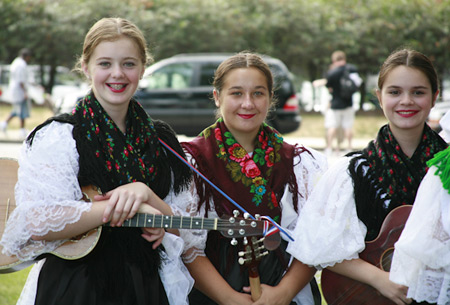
[212,119,284,207]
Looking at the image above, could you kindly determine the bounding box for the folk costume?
[0,93,194,305]
[390,147,450,304]
[177,119,327,305]
[287,123,447,270]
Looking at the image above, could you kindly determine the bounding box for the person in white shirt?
[0,48,32,137]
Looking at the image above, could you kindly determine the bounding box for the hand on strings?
[138,202,165,248]
[94,182,152,226]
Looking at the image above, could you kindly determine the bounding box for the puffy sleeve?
[390,166,450,304]
[280,147,328,234]
[287,156,367,269]
[0,121,92,261]
[169,151,209,263]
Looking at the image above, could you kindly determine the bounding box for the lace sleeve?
[390,167,450,304]
[167,151,209,263]
[287,156,367,269]
[0,122,92,261]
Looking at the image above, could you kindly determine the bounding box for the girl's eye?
[254,91,264,96]
[231,92,242,96]
[413,90,425,96]
[124,62,136,68]
[388,90,400,95]
[99,62,111,67]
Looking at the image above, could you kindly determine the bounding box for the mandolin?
[237,228,281,301]
[0,158,270,273]
[320,204,412,305]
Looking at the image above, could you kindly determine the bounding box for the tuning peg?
[229,217,236,223]
[233,210,240,217]
[255,250,269,259]
[243,237,248,245]
[255,214,261,220]
[230,238,238,246]
[243,212,250,219]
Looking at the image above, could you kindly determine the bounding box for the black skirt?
[189,231,320,305]
[34,227,169,305]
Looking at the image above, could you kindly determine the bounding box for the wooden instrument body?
[321,205,412,305]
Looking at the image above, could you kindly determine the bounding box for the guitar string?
[158,138,294,241]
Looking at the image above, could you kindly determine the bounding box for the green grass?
[286,110,387,140]
[0,267,31,304]
[0,103,54,131]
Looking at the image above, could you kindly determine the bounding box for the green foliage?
[1,0,449,89]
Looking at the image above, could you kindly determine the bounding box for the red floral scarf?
[183,119,308,223]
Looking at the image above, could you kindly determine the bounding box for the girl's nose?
[111,64,124,78]
[400,93,415,105]
[241,93,255,109]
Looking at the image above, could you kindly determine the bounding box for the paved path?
[1,129,372,166]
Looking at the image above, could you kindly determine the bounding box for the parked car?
[56,53,301,136]
[135,53,301,136]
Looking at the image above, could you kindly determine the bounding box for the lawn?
[0,267,31,304]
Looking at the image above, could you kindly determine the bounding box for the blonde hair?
[75,17,152,76]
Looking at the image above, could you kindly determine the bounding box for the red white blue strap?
[159,138,294,242]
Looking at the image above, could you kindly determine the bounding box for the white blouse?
[287,156,368,269]
[390,166,450,304]
[0,121,193,305]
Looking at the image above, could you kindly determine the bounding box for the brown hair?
[378,49,439,95]
[213,52,275,114]
[75,17,152,75]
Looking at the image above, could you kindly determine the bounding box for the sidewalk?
[1,129,372,151]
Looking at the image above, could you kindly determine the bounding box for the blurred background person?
[324,50,361,155]
[0,48,32,138]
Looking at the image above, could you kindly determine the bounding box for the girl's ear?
[213,89,220,108]
[432,90,440,108]
[375,89,383,108]
[82,62,91,80]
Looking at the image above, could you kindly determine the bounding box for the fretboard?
[119,214,218,230]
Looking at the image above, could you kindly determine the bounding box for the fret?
[190,216,193,229]
[152,214,156,228]
[201,217,204,229]
[170,215,173,228]
[179,216,183,229]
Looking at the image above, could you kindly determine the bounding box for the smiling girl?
[0,18,193,305]
[176,52,327,305]
[287,49,447,305]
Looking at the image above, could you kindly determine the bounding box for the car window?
[144,63,194,89]
[199,63,218,86]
